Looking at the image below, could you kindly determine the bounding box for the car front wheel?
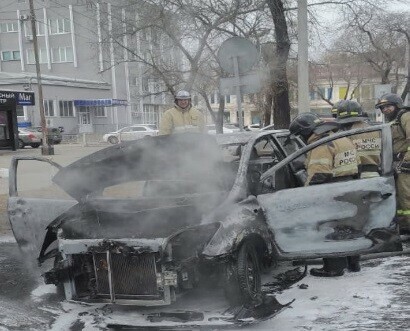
[18,139,25,149]
[224,241,261,305]
[108,136,119,144]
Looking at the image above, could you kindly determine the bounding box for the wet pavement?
[0,238,408,331]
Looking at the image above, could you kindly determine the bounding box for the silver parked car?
[8,125,399,308]
[103,124,158,144]
[17,128,42,148]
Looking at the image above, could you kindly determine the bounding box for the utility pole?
[28,0,53,155]
[297,0,310,113]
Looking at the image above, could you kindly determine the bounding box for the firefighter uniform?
[391,111,410,232]
[305,133,359,186]
[159,105,205,135]
[343,121,381,178]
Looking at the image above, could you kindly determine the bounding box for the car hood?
[52,133,229,201]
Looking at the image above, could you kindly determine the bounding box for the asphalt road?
[0,238,409,331]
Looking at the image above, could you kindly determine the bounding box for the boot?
[347,255,361,272]
[310,257,346,277]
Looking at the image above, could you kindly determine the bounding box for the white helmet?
[175,90,191,100]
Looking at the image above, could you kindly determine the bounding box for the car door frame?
[258,124,395,260]
[8,156,77,262]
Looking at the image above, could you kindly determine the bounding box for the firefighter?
[335,100,381,179]
[289,112,359,277]
[376,93,410,235]
[333,100,382,272]
[159,90,206,135]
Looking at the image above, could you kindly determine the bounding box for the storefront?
[0,90,35,150]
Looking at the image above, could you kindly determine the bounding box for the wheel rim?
[109,136,118,144]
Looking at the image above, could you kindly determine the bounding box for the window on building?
[94,106,106,117]
[44,100,55,117]
[24,21,45,37]
[16,106,24,117]
[0,22,18,33]
[326,87,333,100]
[49,18,71,34]
[361,85,372,100]
[338,87,348,99]
[51,47,73,63]
[27,48,48,64]
[1,50,20,61]
[59,100,74,117]
[142,77,149,91]
[225,95,231,103]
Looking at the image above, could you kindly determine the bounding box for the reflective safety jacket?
[305,133,359,186]
[159,105,206,135]
[391,110,410,163]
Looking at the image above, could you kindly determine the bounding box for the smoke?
[52,133,238,240]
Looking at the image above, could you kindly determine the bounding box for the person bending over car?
[159,90,206,135]
[376,93,410,235]
[289,112,359,277]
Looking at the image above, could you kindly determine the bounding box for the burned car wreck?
[8,126,398,307]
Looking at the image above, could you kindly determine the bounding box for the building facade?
[0,0,175,135]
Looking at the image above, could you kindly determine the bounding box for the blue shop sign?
[0,90,35,106]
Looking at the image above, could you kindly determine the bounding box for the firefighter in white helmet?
[159,90,206,135]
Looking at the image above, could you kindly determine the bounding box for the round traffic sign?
[217,37,259,74]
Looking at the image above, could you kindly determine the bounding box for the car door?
[118,127,134,141]
[131,126,148,139]
[257,124,396,260]
[8,157,77,261]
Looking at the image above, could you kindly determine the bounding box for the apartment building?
[0,0,175,135]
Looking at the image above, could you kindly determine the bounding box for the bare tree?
[335,6,408,96]
[97,0,268,132]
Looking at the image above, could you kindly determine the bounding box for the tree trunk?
[266,0,291,129]
[216,96,225,134]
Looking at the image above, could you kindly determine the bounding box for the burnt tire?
[108,136,119,144]
[224,241,261,305]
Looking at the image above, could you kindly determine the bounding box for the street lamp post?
[28,0,53,155]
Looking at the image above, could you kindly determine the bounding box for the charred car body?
[8,126,398,306]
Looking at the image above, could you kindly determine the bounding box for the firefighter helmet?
[175,90,191,100]
[336,100,363,119]
[331,100,345,118]
[289,112,323,140]
[375,93,403,110]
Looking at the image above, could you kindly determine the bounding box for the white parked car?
[103,124,158,144]
[246,123,262,131]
